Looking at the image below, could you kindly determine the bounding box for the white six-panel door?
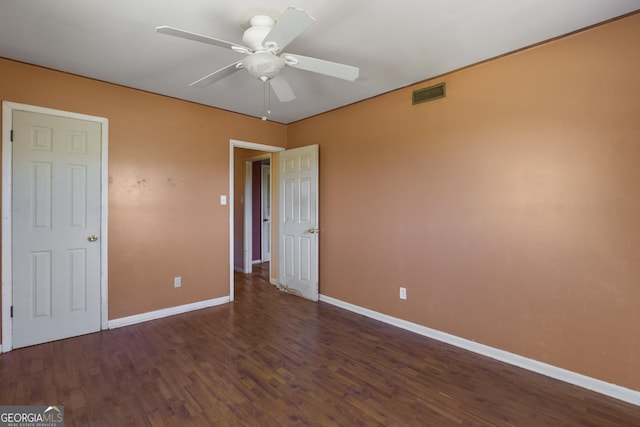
[278,145,318,301]
[12,110,102,348]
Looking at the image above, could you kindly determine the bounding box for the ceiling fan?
[156,6,359,104]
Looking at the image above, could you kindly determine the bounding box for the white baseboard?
[270,278,279,286]
[319,294,640,406]
[108,296,229,329]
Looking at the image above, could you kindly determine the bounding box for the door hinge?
[10,130,13,142]
[10,305,13,318]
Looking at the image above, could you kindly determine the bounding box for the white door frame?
[1,101,109,352]
[243,159,253,274]
[260,162,271,263]
[243,154,270,274]
[229,139,283,302]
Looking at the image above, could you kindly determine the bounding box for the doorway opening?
[229,140,320,303]
[229,140,283,302]
[242,156,271,274]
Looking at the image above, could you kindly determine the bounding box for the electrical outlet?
[174,276,182,288]
[399,287,407,300]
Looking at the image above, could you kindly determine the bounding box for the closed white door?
[12,110,102,348]
[278,145,318,301]
[261,163,271,263]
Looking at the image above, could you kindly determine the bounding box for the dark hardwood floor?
[1,263,639,426]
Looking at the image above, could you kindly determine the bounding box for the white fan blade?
[190,61,242,88]
[282,53,359,81]
[263,7,315,53]
[156,26,251,53]
[270,75,296,102]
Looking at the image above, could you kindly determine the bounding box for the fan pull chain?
[262,80,272,121]
[268,81,272,116]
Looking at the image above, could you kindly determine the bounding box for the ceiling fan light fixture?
[157,6,359,113]
[242,52,285,81]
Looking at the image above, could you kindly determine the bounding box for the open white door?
[278,145,319,301]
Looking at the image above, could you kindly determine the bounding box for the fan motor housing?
[242,15,275,51]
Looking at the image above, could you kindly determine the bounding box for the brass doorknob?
[307,228,319,234]
[88,234,98,242]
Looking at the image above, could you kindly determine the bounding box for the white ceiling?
[0,1,637,124]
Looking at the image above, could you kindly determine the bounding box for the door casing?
[1,101,109,352]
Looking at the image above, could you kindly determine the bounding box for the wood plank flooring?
[1,263,639,426]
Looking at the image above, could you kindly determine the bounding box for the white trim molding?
[319,294,640,407]
[2,101,109,353]
[108,297,229,329]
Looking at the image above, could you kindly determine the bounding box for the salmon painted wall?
[287,14,640,390]
[0,58,286,336]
